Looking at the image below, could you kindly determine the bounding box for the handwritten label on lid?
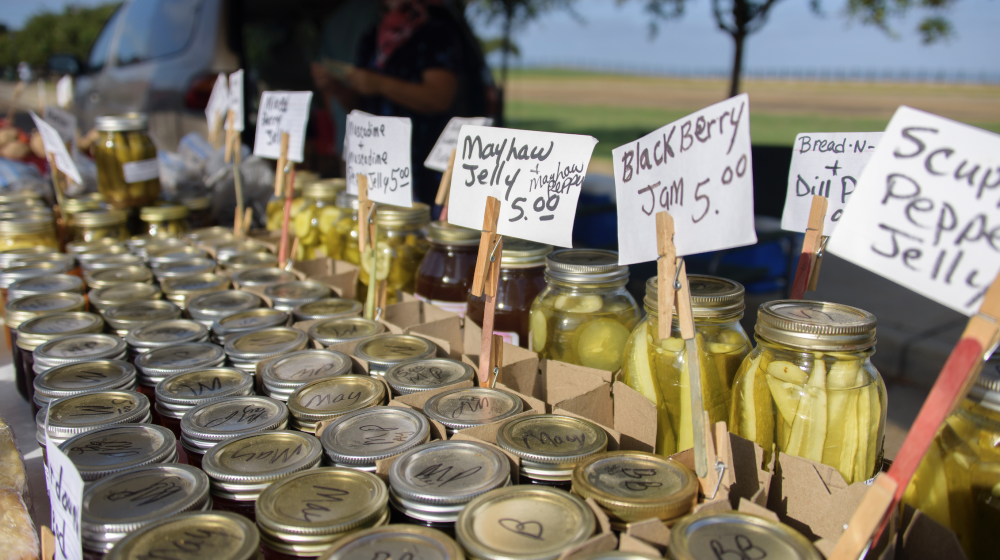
[781,132,882,235]
[30,110,82,185]
[425,116,493,172]
[344,110,413,207]
[228,69,244,132]
[612,94,756,265]
[827,106,1000,316]
[45,410,84,560]
[56,75,73,108]
[44,106,77,145]
[252,91,312,163]
[205,73,229,132]
[448,126,597,248]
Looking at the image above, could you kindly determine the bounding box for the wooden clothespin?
[472,197,503,386]
[278,160,295,269]
[356,175,386,320]
[829,272,1000,560]
[790,195,828,300]
[233,207,242,237]
[357,175,373,255]
[224,110,235,163]
[656,212,677,341]
[243,207,253,237]
[487,334,504,387]
[434,148,457,221]
[209,112,222,148]
[231,111,245,232]
[273,132,290,199]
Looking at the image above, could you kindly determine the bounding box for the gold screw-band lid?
[755,300,877,352]
[667,511,823,560]
[104,511,260,560]
[644,274,745,319]
[571,451,698,523]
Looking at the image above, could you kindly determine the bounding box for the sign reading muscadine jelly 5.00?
[612,94,757,265]
[344,110,414,207]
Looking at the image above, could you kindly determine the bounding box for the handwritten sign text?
[252,91,312,163]
[345,110,413,207]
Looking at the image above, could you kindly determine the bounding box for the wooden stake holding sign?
[356,175,387,320]
[471,197,504,386]
[275,131,292,268]
[227,108,246,236]
[789,195,829,300]
[433,149,457,222]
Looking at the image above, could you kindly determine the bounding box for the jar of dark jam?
[467,238,551,348]
[17,311,105,405]
[60,424,177,483]
[33,360,138,418]
[103,511,259,560]
[414,221,481,319]
[5,292,87,400]
[154,367,254,438]
[180,396,289,470]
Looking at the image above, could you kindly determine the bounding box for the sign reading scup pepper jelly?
[447,125,598,248]
[781,132,882,235]
[253,91,312,163]
[44,412,83,560]
[344,110,414,207]
[425,116,494,172]
[29,111,82,186]
[612,94,757,265]
[828,106,1000,316]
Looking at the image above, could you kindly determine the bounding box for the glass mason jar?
[468,239,552,349]
[265,192,307,233]
[0,215,59,251]
[103,512,260,560]
[260,349,353,402]
[328,191,358,261]
[67,209,129,243]
[496,414,608,487]
[294,180,344,261]
[285,375,386,433]
[902,359,1000,560]
[180,396,289,470]
[730,300,886,484]
[528,249,640,371]
[62,192,107,222]
[319,407,431,471]
[61,424,177,483]
[155,367,254,439]
[182,196,214,229]
[94,113,160,210]
[622,275,751,456]
[356,203,431,306]
[414,221,481,318]
[140,204,190,238]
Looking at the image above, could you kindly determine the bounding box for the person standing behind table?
[311,0,462,205]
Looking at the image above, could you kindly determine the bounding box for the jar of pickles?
[67,209,129,243]
[468,238,551,348]
[622,275,751,456]
[730,300,886,484]
[355,203,431,306]
[293,180,343,261]
[902,359,1000,560]
[140,204,189,238]
[414,221,481,318]
[327,191,358,260]
[529,249,639,371]
[94,114,160,210]
[0,215,58,250]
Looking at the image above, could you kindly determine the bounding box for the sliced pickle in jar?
[577,318,630,371]
[360,242,391,281]
[530,308,548,351]
[553,294,603,313]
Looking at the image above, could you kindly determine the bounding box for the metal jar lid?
[215,240,268,260]
[95,113,148,131]
[264,280,332,311]
[126,319,209,351]
[308,317,385,346]
[496,415,609,481]
[286,375,386,431]
[545,249,629,285]
[66,239,123,255]
[148,247,207,267]
[4,292,86,329]
[221,251,278,272]
[201,430,323,500]
[104,511,259,560]
[293,297,363,321]
[428,221,480,245]
[1,262,74,290]
[255,468,389,556]
[81,464,210,553]
[80,254,145,273]
[155,368,255,419]
[375,202,431,227]
[60,424,178,482]
[971,354,1000,413]
[354,334,437,372]
[644,275,745,320]
[384,358,476,395]
[77,246,132,264]
[0,215,54,234]
[389,440,511,516]
[456,485,595,560]
[337,191,359,209]
[230,267,296,288]
[16,312,105,350]
[62,192,105,213]
[423,387,524,433]
[225,326,309,362]
[184,226,235,244]
[140,204,189,222]
[0,247,62,269]
[7,274,83,301]
[33,360,138,407]
[89,282,162,311]
[134,342,226,383]
[152,258,216,279]
[9,256,76,274]
[0,190,40,203]
[261,349,353,400]
[183,195,211,211]
[160,273,230,309]
[187,290,262,324]
[180,396,289,454]
[302,179,343,200]
[38,390,151,446]
[103,300,182,335]
[129,236,187,258]
[33,333,128,370]
[84,265,154,288]
[755,300,877,352]
[320,406,430,469]
[667,511,823,560]
[212,308,289,342]
[500,238,553,269]
[68,208,125,228]
[571,451,698,523]
[319,525,463,560]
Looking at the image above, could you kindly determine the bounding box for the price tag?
[44,412,83,560]
[612,93,756,265]
[447,126,597,248]
[44,106,77,145]
[228,69,244,132]
[344,110,413,207]
[205,73,229,133]
[29,111,82,185]
[56,75,73,108]
[252,91,312,163]
[781,132,882,235]
[425,116,493,172]
[828,106,1000,316]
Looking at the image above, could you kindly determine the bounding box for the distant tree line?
[0,3,120,75]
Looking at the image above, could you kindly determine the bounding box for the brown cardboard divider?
[611,381,657,453]
[557,497,618,560]
[290,257,360,299]
[409,319,463,358]
[248,230,282,253]
[495,382,546,414]
[624,518,671,550]
[382,301,461,332]
[616,533,661,557]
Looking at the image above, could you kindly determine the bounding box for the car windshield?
[116,0,202,66]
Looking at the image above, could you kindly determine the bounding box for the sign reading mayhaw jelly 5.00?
[447,126,597,248]
[612,94,757,265]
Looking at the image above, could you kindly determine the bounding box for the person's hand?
[310,62,335,94]
[347,69,382,96]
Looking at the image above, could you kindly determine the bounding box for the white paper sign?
[448,125,598,248]
[29,111,82,186]
[781,132,882,235]
[252,91,312,163]
[122,159,160,183]
[228,69,244,132]
[345,110,413,207]
[56,75,73,108]
[44,106,77,145]
[828,107,1000,315]
[45,415,83,560]
[205,73,229,132]
[612,93,756,265]
[425,116,493,172]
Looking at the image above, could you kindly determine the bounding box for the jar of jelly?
[622,275,752,456]
[126,319,210,358]
[264,281,331,313]
[33,360,138,417]
[318,525,463,560]
[286,375,386,433]
[383,358,475,396]
[468,239,552,348]
[134,342,226,411]
[20,314,108,404]
[104,511,259,560]
[140,204,189,238]
[0,262,75,318]
[529,249,639,371]
[84,265,154,290]
[181,395,289,470]
[294,180,343,260]
[68,209,129,243]
[414,221,481,318]
[319,406,430,471]
[33,333,127,378]
[307,317,384,349]
[231,267,296,290]
[220,252,279,277]
[260,349,353,402]
[224,327,309,376]
[5,294,87,400]
[148,246,208,268]
[423,387,524,436]
[160,273,230,310]
[353,333,437,375]
[155,367,255,438]
[496,414,608,488]
[6,274,83,317]
[187,290,262,328]
[36,390,151,450]
[0,215,59,250]
[668,511,823,560]
[202,430,323,522]
[183,196,214,229]
[730,301,886,484]
[291,298,362,322]
[61,424,177,483]
[152,258,217,281]
[328,191,359,261]
[103,300,182,338]
[88,283,161,312]
[356,203,431,306]
[212,308,290,346]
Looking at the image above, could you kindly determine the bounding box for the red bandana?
[375,0,440,69]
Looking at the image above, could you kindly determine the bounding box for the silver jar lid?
[81,464,211,554]
[180,396,289,454]
[668,511,824,560]
[353,334,437,373]
[644,274,745,320]
[308,317,385,346]
[152,258,216,279]
[336,191,359,209]
[499,238,553,269]
[81,254,145,272]
[212,308,289,343]
[544,248,628,285]
[184,226,235,244]
[60,424,178,482]
[318,525,464,560]
[129,236,187,259]
[756,300,877,352]
[126,319,209,351]
[201,430,323,501]
[134,342,227,384]
[84,265,154,288]
[103,300,182,335]
[154,368,255,420]
[220,252,278,272]
[0,262,73,289]
[230,267,296,288]
[33,360,138,408]
[33,333,128,370]
[496,415,609,481]
[103,512,259,560]
[66,239,122,255]
[147,246,208,266]
[95,113,148,131]
[0,247,62,269]
[292,297,363,321]
[261,349,353,401]
[286,375,386,432]
[384,358,476,395]
[389,440,511,522]
[37,390,151,446]
[7,274,83,301]
[215,240,268,260]
[423,387,524,433]
[160,273,230,308]
[77,247,131,264]
[264,280,332,311]
[88,283,162,311]
[4,293,87,330]
[16,312,105,351]
[224,326,309,362]
[187,290,262,325]
[320,406,430,469]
